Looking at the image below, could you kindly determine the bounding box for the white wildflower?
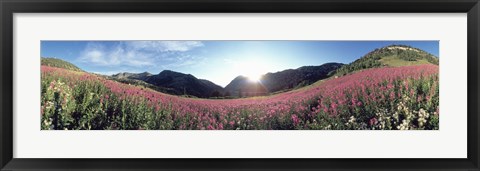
[417,108,430,128]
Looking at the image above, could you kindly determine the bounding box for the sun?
[246,73,262,82]
[234,59,269,83]
[242,64,266,82]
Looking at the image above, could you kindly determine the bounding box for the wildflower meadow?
[41,64,439,130]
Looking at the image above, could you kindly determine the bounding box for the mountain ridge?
[224,62,344,97]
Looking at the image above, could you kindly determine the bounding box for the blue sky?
[41,41,439,87]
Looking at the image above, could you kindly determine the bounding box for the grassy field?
[41,57,83,72]
[380,56,431,67]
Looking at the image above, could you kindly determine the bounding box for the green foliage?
[41,70,173,130]
[304,73,439,130]
[41,79,76,129]
[41,57,82,72]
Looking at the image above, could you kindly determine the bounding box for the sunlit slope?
[379,56,432,67]
[335,45,438,76]
[41,57,82,72]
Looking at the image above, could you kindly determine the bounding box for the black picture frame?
[1,0,479,170]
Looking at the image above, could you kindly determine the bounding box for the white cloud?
[79,43,108,65]
[78,41,204,69]
[126,41,204,52]
[161,54,206,69]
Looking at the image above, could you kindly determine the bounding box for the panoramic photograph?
[41,41,439,130]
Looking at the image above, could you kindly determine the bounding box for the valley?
[40,44,440,130]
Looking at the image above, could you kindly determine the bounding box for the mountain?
[224,76,268,97]
[111,72,152,80]
[41,57,82,72]
[143,70,224,98]
[105,44,437,99]
[108,74,178,95]
[262,63,344,93]
[111,70,224,98]
[224,62,344,97]
[335,45,439,76]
